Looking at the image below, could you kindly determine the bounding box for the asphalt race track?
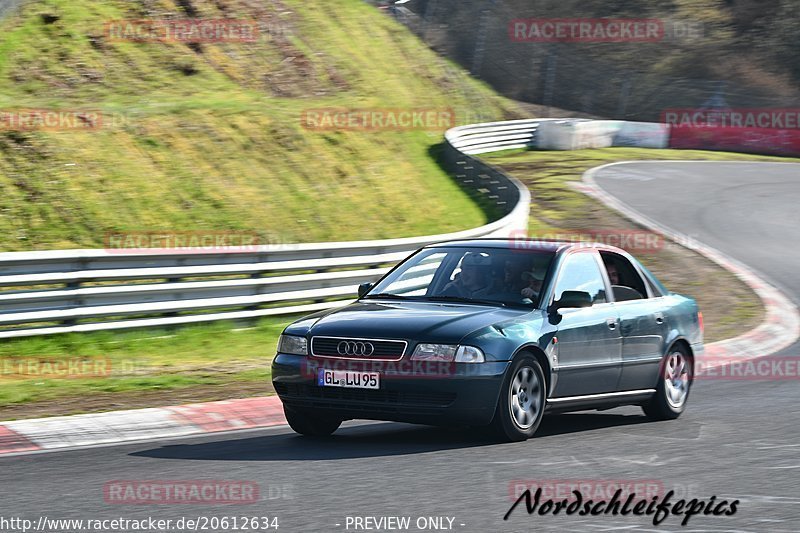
[594,161,800,315]
[3,162,800,532]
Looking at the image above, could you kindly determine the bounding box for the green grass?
[0,371,268,407]
[0,315,293,407]
[0,0,521,250]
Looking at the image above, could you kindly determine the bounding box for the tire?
[284,405,342,437]
[642,345,693,420]
[490,356,546,442]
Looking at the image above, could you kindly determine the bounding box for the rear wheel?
[490,356,546,441]
[284,405,342,437]
[642,346,692,420]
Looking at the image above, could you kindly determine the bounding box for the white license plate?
[318,369,380,389]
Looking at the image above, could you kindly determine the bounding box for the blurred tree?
[390,0,800,118]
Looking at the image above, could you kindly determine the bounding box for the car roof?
[425,238,629,255]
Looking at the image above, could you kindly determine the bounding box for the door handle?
[606,318,617,330]
[655,312,665,325]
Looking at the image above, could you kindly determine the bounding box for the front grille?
[310,336,406,360]
[274,382,456,407]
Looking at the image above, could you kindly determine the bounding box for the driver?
[520,269,545,299]
[606,262,621,285]
[473,256,532,301]
[441,252,490,298]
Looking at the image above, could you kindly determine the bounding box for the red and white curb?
[1,161,797,457]
[0,396,286,456]
[578,161,800,367]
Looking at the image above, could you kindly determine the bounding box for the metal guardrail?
[0,120,536,338]
[446,119,545,154]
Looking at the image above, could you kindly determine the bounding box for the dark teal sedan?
[272,239,703,441]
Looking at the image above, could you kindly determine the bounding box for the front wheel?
[490,356,546,441]
[642,346,692,420]
[284,405,342,437]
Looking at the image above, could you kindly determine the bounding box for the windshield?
[365,246,555,308]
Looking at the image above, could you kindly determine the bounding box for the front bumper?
[271,353,509,426]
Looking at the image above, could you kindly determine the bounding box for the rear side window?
[638,263,667,297]
[553,252,607,304]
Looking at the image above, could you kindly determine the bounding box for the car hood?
[285,300,534,344]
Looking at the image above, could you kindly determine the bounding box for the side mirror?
[357,282,373,298]
[550,290,592,313]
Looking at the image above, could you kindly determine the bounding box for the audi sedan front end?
[271,239,703,441]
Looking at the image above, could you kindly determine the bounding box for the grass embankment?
[0,0,520,250]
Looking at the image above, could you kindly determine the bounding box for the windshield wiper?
[362,292,410,300]
[424,295,507,307]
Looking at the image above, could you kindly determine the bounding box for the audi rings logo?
[337,341,375,356]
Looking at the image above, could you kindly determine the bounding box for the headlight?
[277,334,308,356]
[411,343,457,361]
[411,343,485,363]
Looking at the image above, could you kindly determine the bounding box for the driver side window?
[600,251,648,301]
[553,252,607,304]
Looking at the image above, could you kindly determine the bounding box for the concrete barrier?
[613,121,670,148]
